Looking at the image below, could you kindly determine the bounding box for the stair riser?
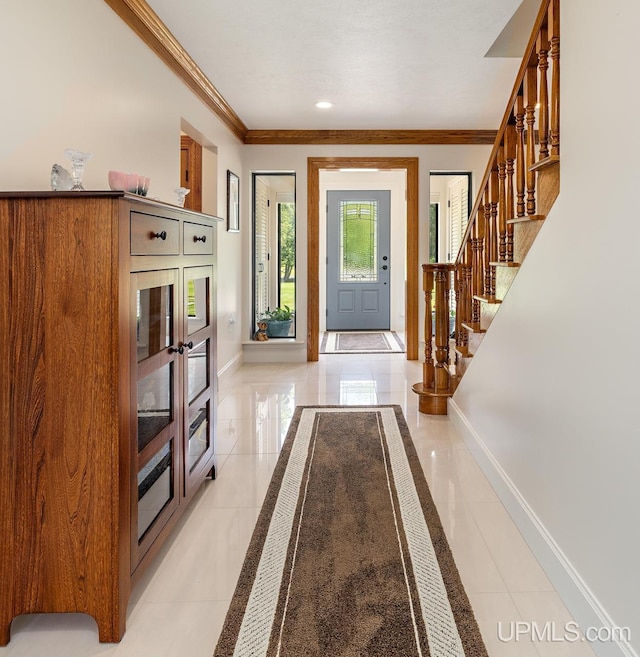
[480,303,499,331]
[513,220,545,264]
[536,161,560,216]
[468,332,484,356]
[495,267,518,301]
[455,355,471,377]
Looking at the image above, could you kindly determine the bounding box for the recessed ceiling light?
[315,101,333,109]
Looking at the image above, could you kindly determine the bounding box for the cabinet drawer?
[183,221,214,255]
[131,213,180,255]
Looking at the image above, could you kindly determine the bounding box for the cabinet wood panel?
[183,221,214,255]
[0,191,221,645]
[130,212,180,255]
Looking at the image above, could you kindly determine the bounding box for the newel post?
[433,265,453,394]
[413,263,455,415]
[421,265,435,390]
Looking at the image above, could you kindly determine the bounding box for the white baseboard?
[448,398,637,657]
[242,339,307,363]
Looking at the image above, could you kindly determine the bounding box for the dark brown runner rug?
[214,406,488,657]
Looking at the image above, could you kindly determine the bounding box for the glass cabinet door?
[183,266,215,496]
[131,269,180,570]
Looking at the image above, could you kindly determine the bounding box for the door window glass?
[136,285,172,362]
[339,200,378,282]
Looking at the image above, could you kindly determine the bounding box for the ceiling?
[143,0,541,133]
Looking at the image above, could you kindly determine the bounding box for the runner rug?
[214,405,487,657]
[320,331,405,354]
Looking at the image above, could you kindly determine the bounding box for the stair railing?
[414,0,560,413]
[456,0,559,338]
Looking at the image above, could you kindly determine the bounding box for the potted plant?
[262,305,293,337]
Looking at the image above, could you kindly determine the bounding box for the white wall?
[0,0,245,378]
[0,2,499,372]
[450,1,640,655]
[242,144,491,359]
[0,2,491,368]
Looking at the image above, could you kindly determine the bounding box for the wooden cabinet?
[0,191,221,644]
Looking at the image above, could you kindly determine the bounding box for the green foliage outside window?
[279,202,295,310]
[429,203,438,264]
[341,202,376,280]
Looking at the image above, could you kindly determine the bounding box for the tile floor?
[0,354,596,657]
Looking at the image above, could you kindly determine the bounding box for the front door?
[326,190,391,330]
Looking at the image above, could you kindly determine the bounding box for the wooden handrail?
[414,0,560,414]
[458,0,558,259]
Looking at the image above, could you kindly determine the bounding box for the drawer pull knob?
[184,341,194,350]
[194,235,207,243]
[152,230,167,241]
[169,345,184,355]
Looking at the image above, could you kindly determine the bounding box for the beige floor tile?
[470,501,555,593]
[2,356,590,656]
[193,453,278,508]
[467,592,540,657]
[214,417,248,455]
[112,601,228,657]
[144,506,258,602]
[226,416,290,455]
[511,592,597,657]
[0,614,117,657]
[452,449,501,504]
[439,506,508,594]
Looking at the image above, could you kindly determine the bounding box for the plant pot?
[266,319,292,337]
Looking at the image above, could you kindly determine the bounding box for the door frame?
[307,157,419,361]
[180,135,202,212]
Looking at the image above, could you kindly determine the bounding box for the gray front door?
[326,190,391,330]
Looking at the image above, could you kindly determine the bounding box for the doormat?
[320,331,405,354]
[213,406,487,657]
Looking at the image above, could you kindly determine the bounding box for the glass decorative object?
[175,187,190,207]
[50,164,73,191]
[64,149,93,191]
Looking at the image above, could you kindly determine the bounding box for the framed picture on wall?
[227,170,239,232]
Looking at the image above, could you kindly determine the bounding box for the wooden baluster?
[453,264,461,345]
[433,266,452,393]
[472,206,484,325]
[549,0,560,158]
[483,187,492,297]
[537,22,550,160]
[456,242,472,354]
[454,264,463,367]
[470,238,479,326]
[525,65,538,215]
[497,144,507,263]
[504,124,516,261]
[515,92,526,217]
[489,167,499,297]
[422,266,435,390]
[463,241,473,346]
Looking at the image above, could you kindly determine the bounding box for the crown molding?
[244,130,498,145]
[104,1,497,147]
[104,0,248,142]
